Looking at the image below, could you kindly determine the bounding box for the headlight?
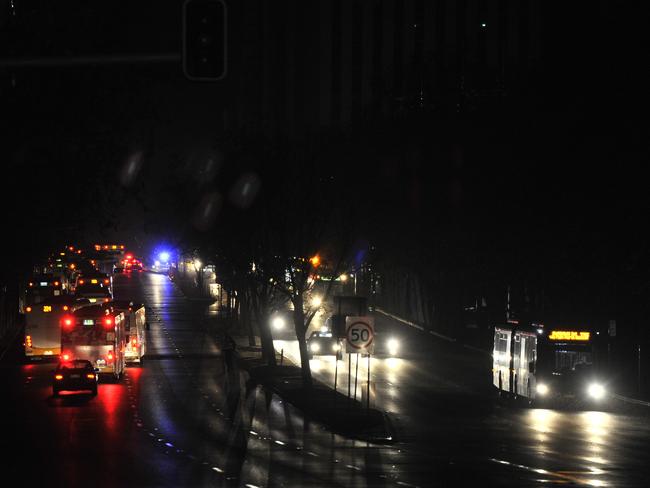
[588,383,606,400]
[536,383,549,396]
[310,295,323,308]
[332,343,340,352]
[387,338,399,356]
[310,343,320,352]
[271,317,285,330]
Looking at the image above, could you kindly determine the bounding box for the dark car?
[307,329,342,360]
[53,359,99,396]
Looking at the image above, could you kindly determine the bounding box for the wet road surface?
[2,271,650,487]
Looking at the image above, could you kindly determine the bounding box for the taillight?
[79,279,84,284]
[86,374,95,379]
[55,374,63,380]
[104,317,113,327]
[104,298,110,302]
[104,279,109,284]
[62,353,71,361]
[61,316,74,329]
[107,351,114,362]
[63,305,69,311]
[131,338,137,347]
[26,306,32,313]
[54,281,59,286]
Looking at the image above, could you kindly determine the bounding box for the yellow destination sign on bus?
[548,330,590,341]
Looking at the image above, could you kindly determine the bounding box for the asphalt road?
[2,272,650,487]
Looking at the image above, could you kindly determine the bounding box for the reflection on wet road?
[3,271,650,487]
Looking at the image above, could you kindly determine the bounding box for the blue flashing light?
[159,251,170,263]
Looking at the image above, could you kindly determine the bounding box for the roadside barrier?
[612,393,650,407]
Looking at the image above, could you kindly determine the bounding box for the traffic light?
[182,0,227,81]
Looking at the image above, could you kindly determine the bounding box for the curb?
[237,348,395,443]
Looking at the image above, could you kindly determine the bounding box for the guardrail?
[612,393,650,407]
[374,307,456,342]
[373,308,492,357]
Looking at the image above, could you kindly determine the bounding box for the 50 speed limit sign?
[345,316,375,354]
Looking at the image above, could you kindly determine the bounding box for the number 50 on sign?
[345,316,375,354]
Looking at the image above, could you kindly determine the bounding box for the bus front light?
[588,383,606,400]
[536,383,549,396]
[310,343,320,353]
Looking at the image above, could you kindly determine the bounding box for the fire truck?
[60,304,126,380]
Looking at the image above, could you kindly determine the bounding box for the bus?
[493,321,608,405]
[23,274,65,309]
[61,305,126,380]
[111,300,147,364]
[24,296,90,359]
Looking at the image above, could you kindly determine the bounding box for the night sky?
[2,0,650,336]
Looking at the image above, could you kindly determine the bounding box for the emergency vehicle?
[60,305,126,380]
[111,300,147,364]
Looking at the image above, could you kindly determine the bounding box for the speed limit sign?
[345,316,375,353]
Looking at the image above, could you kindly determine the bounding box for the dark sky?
[2,0,650,328]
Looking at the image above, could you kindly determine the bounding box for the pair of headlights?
[309,342,340,353]
[535,382,606,400]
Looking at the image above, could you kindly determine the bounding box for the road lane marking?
[489,458,605,486]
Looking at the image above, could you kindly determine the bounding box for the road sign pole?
[348,353,351,400]
[334,346,339,394]
[354,353,359,401]
[367,353,370,411]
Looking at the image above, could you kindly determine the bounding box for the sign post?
[345,316,375,405]
[345,316,375,354]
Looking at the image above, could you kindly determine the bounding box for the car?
[307,329,342,360]
[52,359,99,396]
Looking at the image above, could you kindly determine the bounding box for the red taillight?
[104,317,113,327]
[62,353,70,361]
[26,306,32,313]
[104,279,109,284]
[107,351,114,362]
[104,298,110,302]
[79,279,84,284]
[61,316,74,329]
[55,374,63,380]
